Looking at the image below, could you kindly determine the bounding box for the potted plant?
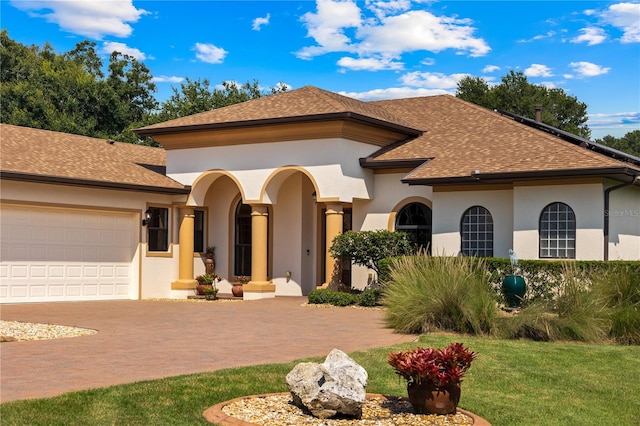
[203,285,218,300]
[232,275,249,298]
[387,342,477,415]
[195,273,222,295]
[503,249,526,308]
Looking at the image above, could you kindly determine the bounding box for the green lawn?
[2,334,639,426]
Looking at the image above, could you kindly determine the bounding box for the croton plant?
[388,342,477,387]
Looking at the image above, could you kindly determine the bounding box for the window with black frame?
[147,207,169,252]
[460,206,494,257]
[539,202,576,259]
[234,202,252,277]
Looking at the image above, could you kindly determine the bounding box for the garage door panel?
[1,206,136,303]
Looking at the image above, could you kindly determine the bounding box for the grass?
[2,334,639,426]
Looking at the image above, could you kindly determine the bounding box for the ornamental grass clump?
[387,342,477,387]
[382,254,498,335]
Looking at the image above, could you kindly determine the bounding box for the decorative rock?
[286,348,368,419]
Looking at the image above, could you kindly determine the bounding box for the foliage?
[307,288,357,306]
[235,276,250,285]
[356,289,381,307]
[156,79,287,122]
[383,254,498,335]
[387,342,477,387]
[456,70,590,138]
[1,30,158,143]
[329,230,415,277]
[195,273,222,285]
[595,130,640,157]
[592,266,640,344]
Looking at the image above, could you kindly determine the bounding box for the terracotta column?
[244,205,275,298]
[324,203,344,286]
[171,207,197,290]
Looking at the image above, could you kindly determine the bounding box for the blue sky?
[2,0,639,139]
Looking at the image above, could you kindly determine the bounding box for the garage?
[0,204,138,303]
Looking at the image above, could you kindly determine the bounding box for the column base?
[171,279,198,291]
[243,281,276,300]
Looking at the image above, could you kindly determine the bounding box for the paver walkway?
[0,298,416,402]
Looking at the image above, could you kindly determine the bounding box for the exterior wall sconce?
[142,208,151,226]
[311,191,317,202]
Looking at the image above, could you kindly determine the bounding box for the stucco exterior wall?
[607,184,640,260]
[431,189,514,258]
[166,138,377,203]
[513,183,604,260]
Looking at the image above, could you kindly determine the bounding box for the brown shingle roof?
[368,95,640,182]
[136,85,418,134]
[0,124,187,193]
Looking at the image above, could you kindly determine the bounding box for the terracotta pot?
[231,284,244,297]
[407,382,460,415]
[197,284,213,295]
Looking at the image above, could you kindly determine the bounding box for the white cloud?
[399,71,470,89]
[100,42,146,60]
[482,65,500,73]
[587,111,640,138]
[193,42,228,64]
[153,75,184,83]
[297,0,490,61]
[252,13,270,31]
[339,86,449,101]
[518,31,555,43]
[524,64,553,77]
[10,0,148,39]
[569,61,611,77]
[599,2,640,43]
[337,56,404,71]
[538,81,557,89]
[297,0,362,59]
[365,0,412,20]
[571,27,607,45]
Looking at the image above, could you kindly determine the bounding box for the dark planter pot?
[407,382,460,415]
[205,292,217,300]
[502,275,526,308]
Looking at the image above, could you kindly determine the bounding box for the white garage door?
[0,205,137,303]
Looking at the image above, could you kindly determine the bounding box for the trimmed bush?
[357,289,380,307]
[307,288,357,306]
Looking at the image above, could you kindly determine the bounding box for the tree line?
[1,30,637,155]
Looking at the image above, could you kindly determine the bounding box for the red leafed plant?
[388,343,477,387]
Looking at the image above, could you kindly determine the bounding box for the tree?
[456,70,591,138]
[595,130,640,157]
[329,230,415,277]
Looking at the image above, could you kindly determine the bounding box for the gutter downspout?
[604,176,639,260]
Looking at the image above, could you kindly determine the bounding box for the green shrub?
[307,288,357,306]
[357,289,380,307]
[307,288,333,304]
[382,254,498,335]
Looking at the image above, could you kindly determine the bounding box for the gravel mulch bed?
[0,320,97,342]
[216,393,477,425]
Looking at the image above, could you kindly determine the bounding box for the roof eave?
[359,157,431,169]
[402,167,640,186]
[134,112,422,138]
[0,171,191,195]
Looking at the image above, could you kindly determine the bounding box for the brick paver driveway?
[0,298,415,402]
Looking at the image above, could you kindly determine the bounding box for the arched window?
[395,202,432,253]
[234,201,252,276]
[460,206,493,257]
[539,202,576,259]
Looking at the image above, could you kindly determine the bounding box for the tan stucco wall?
[608,184,640,260]
[431,189,514,258]
[513,183,604,260]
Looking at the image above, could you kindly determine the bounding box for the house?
[1,86,639,304]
